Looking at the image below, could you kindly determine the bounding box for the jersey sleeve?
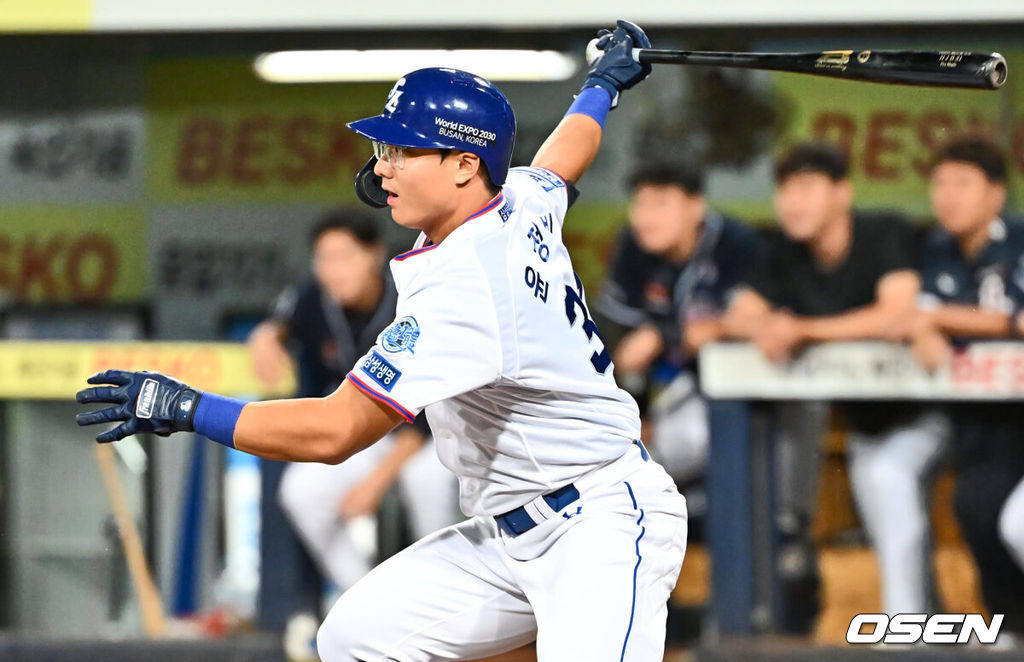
[346,270,502,423]
[686,221,761,323]
[505,166,573,222]
[918,228,947,307]
[270,283,309,337]
[747,232,788,308]
[876,215,918,277]
[1003,221,1024,316]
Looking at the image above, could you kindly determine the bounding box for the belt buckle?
[496,483,580,538]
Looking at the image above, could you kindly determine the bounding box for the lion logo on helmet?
[384,78,406,115]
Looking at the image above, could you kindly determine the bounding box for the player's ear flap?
[355,156,389,209]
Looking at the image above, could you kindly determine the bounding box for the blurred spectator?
[908,135,1024,641]
[597,159,758,486]
[724,143,948,629]
[248,209,458,631]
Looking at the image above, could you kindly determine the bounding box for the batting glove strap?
[579,75,621,109]
[579,19,652,108]
[169,388,202,432]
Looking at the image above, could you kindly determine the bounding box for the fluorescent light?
[253,49,578,83]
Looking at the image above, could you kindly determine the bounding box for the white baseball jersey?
[347,166,641,516]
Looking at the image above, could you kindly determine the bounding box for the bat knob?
[586,38,603,67]
[985,53,1008,89]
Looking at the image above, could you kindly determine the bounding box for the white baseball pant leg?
[649,373,709,486]
[998,475,1024,572]
[316,444,687,662]
[774,401,829,532]
[846,409,950,614]
[279,438,395,590]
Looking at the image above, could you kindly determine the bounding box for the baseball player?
[77,20,688,662]
[598,159,759,487]
[724,143,946,626]
[909,134,1024,639]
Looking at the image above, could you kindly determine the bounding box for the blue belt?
[495,483,580,537]
[495,440,650,537]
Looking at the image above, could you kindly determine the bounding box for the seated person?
[249,209,459,628]
[724,143,947,623]
[597,159,758,486]
[909,134,1024,640]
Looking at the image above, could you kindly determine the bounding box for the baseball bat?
[586,43,1007,90]
[95,443,167,638]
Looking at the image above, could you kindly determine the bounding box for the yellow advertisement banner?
[0,341,293,399]
[147,58,392,202]
[0,0,92,31]
[772,49,1023,217]
[0,206,147,302]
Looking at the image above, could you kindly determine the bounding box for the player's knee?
[317,593,380,662]
[997,498,1024,560]
[316,613,355,662]
[861,457,912,493]
[277,472,308,519]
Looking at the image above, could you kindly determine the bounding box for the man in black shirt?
[725,143,947,625]
[248,209,457,632]
[598,160,759,486]
[909,135,1024,641]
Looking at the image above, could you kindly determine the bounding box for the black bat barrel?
[636,49,1007,90]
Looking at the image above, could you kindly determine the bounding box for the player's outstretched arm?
[76,370,403,464]
[531,19,651,184]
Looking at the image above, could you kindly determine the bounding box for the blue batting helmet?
[347,68,516,207]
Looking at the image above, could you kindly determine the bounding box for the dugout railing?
[698,340,1024,637]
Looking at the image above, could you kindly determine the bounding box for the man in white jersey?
[76,20,687,662]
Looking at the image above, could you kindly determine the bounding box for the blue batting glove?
[582,19,653,107]
[76,370,202,443]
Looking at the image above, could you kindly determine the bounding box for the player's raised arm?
[531,20,652,184]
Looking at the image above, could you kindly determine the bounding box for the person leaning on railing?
[722,142,947,631]
[905,134,1024,645]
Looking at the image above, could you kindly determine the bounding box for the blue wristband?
[192,392,245,449]
[567,86,612,129]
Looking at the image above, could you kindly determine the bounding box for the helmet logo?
[384,77,406,115]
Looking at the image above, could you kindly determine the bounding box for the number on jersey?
[563,273,611,374]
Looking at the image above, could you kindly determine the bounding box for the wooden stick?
[94,443,166,638]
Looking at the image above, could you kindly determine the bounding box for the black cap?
[774,142,848,184]
[628,160,704,196]
[932,134,1007,183]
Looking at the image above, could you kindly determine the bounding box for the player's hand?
[755,311,804,363]
[76,370,202,443]
[582,19,652,106]
[886,308,933,341]
[614,324,664,374]
[249,326,294,386]
[910,327,953,372]
[338,477,387,520]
